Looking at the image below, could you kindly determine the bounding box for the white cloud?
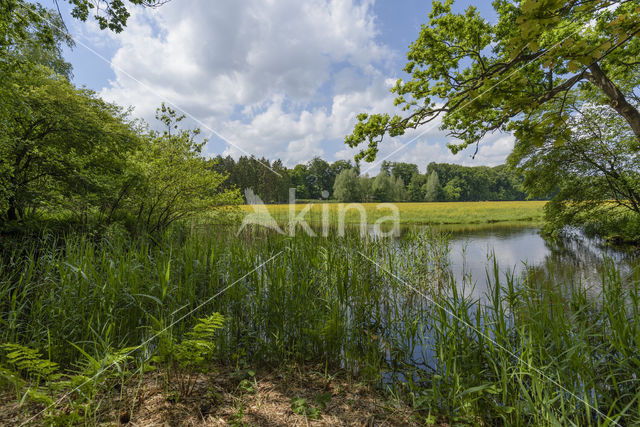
[80,0,514,169]
[219,74,398,165]
[98,1,387,106]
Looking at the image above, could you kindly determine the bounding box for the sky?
[55,0,512,174]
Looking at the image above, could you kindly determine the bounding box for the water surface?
[369,224,639,302]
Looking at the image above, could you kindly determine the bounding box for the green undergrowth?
[0,224,638,425]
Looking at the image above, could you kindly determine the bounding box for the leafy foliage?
[0,64,140,223]
[333,168,362,202]
[346,0,640,161]
[154,312,225,397]
[511,104,640,240]
[0,343,60,385]
[64,0,170,33]
[0,9,240,231]
[291,397,321,419]
[343,0,640,238]
[424,171,441,202]
[120,104,241,233]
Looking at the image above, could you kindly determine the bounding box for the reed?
[0,223,638,425]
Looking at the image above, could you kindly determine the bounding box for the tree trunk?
[588,63,640,142]
[7,197,18,221]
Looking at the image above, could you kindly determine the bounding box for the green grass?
[0,222,638,425]
[240,201,546,225]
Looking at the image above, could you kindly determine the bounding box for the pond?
[358,224,640,391]
[367,223,639,303]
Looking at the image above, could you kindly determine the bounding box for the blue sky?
[55,0,511,173]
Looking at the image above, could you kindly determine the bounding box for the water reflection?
[366,224,639,384]
[368,223,639,302]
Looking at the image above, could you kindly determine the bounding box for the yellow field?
[240,201,546,225]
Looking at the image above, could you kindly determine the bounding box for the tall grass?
[0,223,638,424]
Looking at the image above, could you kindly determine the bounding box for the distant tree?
[391,176,407,201]
[390,162,419,190]
[359,175,374,202]
[372,172,393,201]
[380,161,392,176]
[331,159,357,176]
[307,157,333,199]
[443,177,463,202]
[424,171,441,202]
[209,155,236,190]
[407,173,426,201]
[269,159,290,203]
[290,164,310,199]
[333,169,362,202]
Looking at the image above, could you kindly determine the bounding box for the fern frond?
[0,343,61,383]
[187,313,225,341]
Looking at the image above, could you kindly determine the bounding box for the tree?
[390,162,419,190]
[290,164,310,199]
[407,173,426,201]
[307,157,333,199]
[331,159,357,177]
[510,103,640,240]
[1,1,61,54]
[209,155,237,191]
[372,172,393,201]
[267,159,290,203]
[380,161,392,176]
[424,171,441,202]
[443,177,463,202]
[1,0,169,55]
[333,169,362,202]
[0,64,139,222]
[391,175,407,201]
[123,104,240,232]
[346,0,640,160]
[360,175,374,202]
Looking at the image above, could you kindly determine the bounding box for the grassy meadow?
[241,200,546,225]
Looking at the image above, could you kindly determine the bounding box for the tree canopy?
[0,5,239,232]
[0,64,139,221]
[345,0,640,239]
[333,169,362,202]
[63,0,170,33]
[345,0,640,161]
[513,103,640,240]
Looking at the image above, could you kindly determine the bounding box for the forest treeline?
[210,156,530,203]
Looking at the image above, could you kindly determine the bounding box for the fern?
[70,343,137,378]
[0,343,60,410]
[188,313,225,341]
[155,313,225,397]
[1,343,61,385]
